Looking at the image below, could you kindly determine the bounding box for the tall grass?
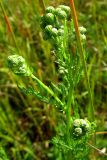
[0,0,107,159]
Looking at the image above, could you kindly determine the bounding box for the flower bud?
[7,55,32,76]
[85,121,91,132]
[58,29,64,36]
[74,127,82,136]
[55,8,67,19]
[46,6,55,14]
[80,34,86,41]
[44,25,53,36]
[79,26,87,34]
[80,119,87,127]
[73,119,81,127]
[45,13,55,24]
[59,5,70,15]
[51,28,58,37]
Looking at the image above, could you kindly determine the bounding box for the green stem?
[70,0,94,121]
[66,85,73,131]
[0,1,20,54]
[31,74,64,107]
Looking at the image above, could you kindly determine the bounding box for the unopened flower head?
[80,34,86,41]
[7,55,32,76]
[80,119,87,127]
[58,5,71,15]
[45,13,55,24]
[79,26,87,34]
[58,28,64,36]
[85,121,91,132]
[74,127,82,136]
[55,8,67,19]
[46,6,55,14]
[73,119,81,127]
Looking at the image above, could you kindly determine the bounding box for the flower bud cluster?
[40,5,70,40]
[7,55,32,76]
[73,118,91,137]
[73,26,87,42]
[79,26,87,41]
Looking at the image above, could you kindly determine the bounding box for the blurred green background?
[0,0,107,159]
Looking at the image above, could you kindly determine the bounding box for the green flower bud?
[74,127,82,136]
[59,5,70,15]
[80,119,87,127]
[58,28,64,36]
[85,120,91,132]
[73,119,81,127]
[55,8,67,19]
[79,26,87,34]
[44,25,53,35]
[7,55,32,76]
[55,8,62,13]
[85,124,91,132]
[80,34,86,41]
[51,28,58,37]
[45,13,55,24]
[46,6,55,14]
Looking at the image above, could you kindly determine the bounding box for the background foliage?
[0,0,107,159]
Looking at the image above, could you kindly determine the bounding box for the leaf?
[18,85,49,103]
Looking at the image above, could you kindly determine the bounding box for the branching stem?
[31,74,64,107]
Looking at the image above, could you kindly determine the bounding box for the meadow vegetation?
[0,0,107,159]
